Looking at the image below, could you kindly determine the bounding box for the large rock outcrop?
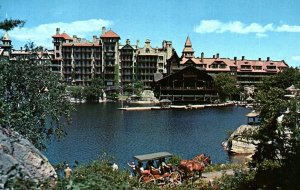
[0,127,57,187]
[222,125,259,155]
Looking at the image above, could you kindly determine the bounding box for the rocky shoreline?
[0,127,57,188]
[222,125,258,159]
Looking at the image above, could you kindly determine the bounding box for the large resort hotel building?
[51,27,173,88]
[0,28,288,89]
[166,36,288,85]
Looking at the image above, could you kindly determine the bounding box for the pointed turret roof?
[184,36,192,47]
[100,29,120,38]
[2,31,11,41]
[182,36,194,58]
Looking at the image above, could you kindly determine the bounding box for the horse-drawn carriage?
[132,151,211,187]
[133,152,182,187]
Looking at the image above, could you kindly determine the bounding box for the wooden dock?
[118,102,234,111]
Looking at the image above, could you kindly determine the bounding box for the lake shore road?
[202,169,234,182]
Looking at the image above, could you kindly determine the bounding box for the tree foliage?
[248,68,300,189]
[0,56,74,150]
[258,67,300,91]
[82,77,104,102]
[214,73,239,101]
[23,41,45,52]
[216,68,300,189]
[67,86,83,100]
[123,80,144,96]
[0,18,25,31]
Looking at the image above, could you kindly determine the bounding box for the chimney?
[73,35,77,42]
[93,35,97,43]
[242,56,245,61]
[126,39,130,45]
[213,55,215,59]
[102,26,106,35]
[136,40,140,47]
[234,57,237,64]
[258,58,261,61]
[201,52,204,62]
[56,28,60,35]
[216,53,219,59]
[162,40,167,48]
[267,57,270,61]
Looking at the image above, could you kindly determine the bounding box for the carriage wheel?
[139,174,156,187]
[168,171,182,186]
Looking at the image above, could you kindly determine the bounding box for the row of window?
[240,65,277,70]
[137,56,158,61]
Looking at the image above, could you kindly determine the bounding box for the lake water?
[44,102,250,169]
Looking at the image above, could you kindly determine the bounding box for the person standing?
[127,161,136,176]
[112,163,119,171]
[64,164,72,179]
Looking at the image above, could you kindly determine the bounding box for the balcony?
[121,79,132,82]
[137,66,156,69]
[82,64,92,67]
[122,72,132,75]
[121,65,132,68]
[105,64,115,68]
[104,71,114,74]
[139,73,153,76]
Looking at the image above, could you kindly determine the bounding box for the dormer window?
[241,65,251,70]
[253,66,262,70]
[267,66,276,70]
[146,48,150,53]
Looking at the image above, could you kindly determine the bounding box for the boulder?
[223,125,259,155]
[0,127,57,187]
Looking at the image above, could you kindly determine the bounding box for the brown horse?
[179,154,210,179]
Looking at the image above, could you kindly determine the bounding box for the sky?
[1,0,300,67]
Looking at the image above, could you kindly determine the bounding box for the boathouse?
[153,65,218,103]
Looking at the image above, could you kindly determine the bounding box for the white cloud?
[194,20,273,34]
[9,18,113,49]
[194,20,300,36]
[256,33,268,38]
[291,56,300,61]
[276,24,300,32]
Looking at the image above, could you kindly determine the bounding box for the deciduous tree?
[214,73,238,101]
[0,56,74,150]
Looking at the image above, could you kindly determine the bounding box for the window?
[267,66,276,70]
[56,46,59,50]
[253,66,262,70]
[146,48,150,53]
[219,64,226,69]
[211,64,218,68]
[241,65,251,70]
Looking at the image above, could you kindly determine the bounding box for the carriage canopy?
[133,152,173,162]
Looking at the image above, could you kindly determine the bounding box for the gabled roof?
[121,44,134,50]
[52,33,73,40]
[100,29,120,38]
[157,65,214,83]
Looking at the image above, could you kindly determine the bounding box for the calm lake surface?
[44,102,250,169]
